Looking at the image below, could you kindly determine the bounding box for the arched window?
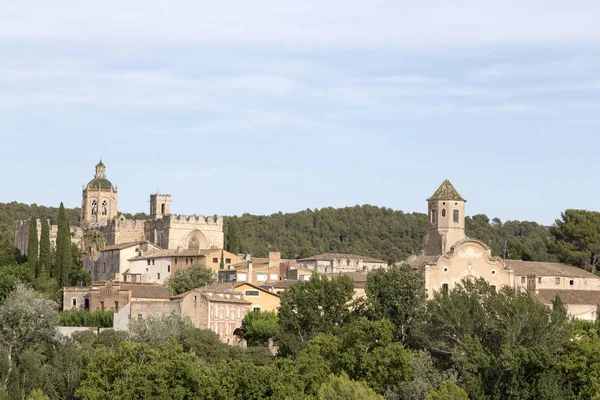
[189,236,200,250]
[453,209,460,223]
[161,203,165,215]
[442,209,446,217]
[91,201,98,215]
[101,201,107,215]
[442,283,449,295]
[431,209,437,223]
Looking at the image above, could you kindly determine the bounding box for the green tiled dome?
[87,178,114,190]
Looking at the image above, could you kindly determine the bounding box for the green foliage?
[27,216,39,276]
[241,310,279,346]
[165,262,215,295]
[301,318,414,394]
[549,209,600,272]
[54,203,72,286]
[317,373,384,400]
[177,326,235,364]
[58,310,114,328]
[0,283,58,389]
[38,219,50,279]
[364,264,427,344]
[420,278,571,399]
[26,388,50,400]
[426,380,469,400]
[561,329,600,399]
[76,341,218,400]
[278,274,355,355]
[129,313,192,345]
[385,350,458,400]
[0,264,34,303]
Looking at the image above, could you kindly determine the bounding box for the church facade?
[408,180,514,298]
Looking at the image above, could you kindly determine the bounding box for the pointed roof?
[427,180,466,201]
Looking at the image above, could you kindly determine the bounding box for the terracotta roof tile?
[505,260,600,279]
[531,289,600,305]
[297,253,386,263]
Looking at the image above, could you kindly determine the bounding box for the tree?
[129,313,192,345]
[426,381,469,400]
[241,310,279,346]
[38,219,50,279]
[561,328,600,399]
[277,274,354,355]
[54,203,72,286]
[76,341,218,400]
[364,265,427,344]
[0,283,58,389]
[420,278,571,399]
[165,262,215,295]
[27,217,38,277]
[317,374,384,400]
[549,209,600,272]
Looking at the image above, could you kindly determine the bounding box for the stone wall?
[94,218,146,246]
[14,219,83,256]
[145,214,224,250]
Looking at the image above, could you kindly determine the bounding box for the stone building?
[63,280,171,312]
[408,180,515,298]
[14,219,83,256]
[296,253,388,273]
[83,241,159,282]
[125,248,242,284]
[410,180,600,321]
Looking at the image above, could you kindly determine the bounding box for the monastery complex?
[14,161,600,343]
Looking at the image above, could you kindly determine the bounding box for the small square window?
[72,298,77,306]
[225,258,232,264]
[555,277,560,285]
[521,276,526,284]
[213,258,219,263]
[570,279,574,286]
[157,273,161,280]
[147,260,151,266]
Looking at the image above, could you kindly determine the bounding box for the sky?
[1,1,599,225]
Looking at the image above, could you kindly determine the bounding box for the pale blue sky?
[1,1,599,225]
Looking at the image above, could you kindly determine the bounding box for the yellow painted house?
[202,282,280,312]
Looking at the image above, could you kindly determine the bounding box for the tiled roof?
[297,253,386,263]
[404,255,440,269]
[201,282,279,297]
[129,248,221,261]
[531,289,600,305]
[427,180,465,202]
[102,241,147,252]
[261,280,302,289]
[505,260,600,279]
[172,289,250,304]
[120,284,171,299]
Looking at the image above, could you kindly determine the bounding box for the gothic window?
[442,209,446,217]
[453,209,460,223]
[91,201,98,215]
[189,236,200,250]
[101,201,107,215]
[431,209,437,224]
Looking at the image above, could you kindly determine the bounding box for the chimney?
[248,261,253,284]
[269,252,281,267]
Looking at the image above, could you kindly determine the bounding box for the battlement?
[164,214,223,225]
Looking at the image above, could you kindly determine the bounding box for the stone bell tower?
[81,160,118,226]
[423,180,466,256]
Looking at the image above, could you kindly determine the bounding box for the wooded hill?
[0,201,557,265]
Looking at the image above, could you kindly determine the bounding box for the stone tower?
[149,194,171,219]
[423,180,466,256]
[81,160,118,225]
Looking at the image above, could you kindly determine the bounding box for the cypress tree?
[39,218,51,279]
[27,216,39,275]
[55,202,72,287]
